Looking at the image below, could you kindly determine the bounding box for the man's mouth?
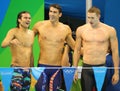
[90,22,93,25]
[26,22,30,25]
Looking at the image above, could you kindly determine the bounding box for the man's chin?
[50,20,55,23]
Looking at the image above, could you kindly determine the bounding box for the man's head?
[88,6,101,16]
[87,7,101,27]
[16,11,31,28]
[49,4,62,22]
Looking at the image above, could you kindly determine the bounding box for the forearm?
[70,40,75,51]
[112,53,119,74]
[1,41,11,48]
[30,49,34,67]
[30,57,34,67]
[73,51,80,67]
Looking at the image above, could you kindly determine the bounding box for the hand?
[10,39,21,46]
[22,67,30,72]
[112,73,119,85]
[74,70,78,83]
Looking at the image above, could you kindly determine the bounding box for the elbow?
[71,44,75,51]
[1,44,5,48]
[1,42,7,48]
[72,42,75,51]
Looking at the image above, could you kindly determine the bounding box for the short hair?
[49,4,62,13]
[88,6,101,16]
[16,11,30,28]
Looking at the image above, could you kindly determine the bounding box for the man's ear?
[18,18,21,23]
[98,14,101,19]
[59,12,62,17]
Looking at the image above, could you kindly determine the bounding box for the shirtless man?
[33,4,75,91]
[1,11,34,90]
[73,7,119,91]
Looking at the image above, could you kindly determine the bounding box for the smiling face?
[49,6,62,23]
[18,12,31,29]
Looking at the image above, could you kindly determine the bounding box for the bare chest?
[82,30,109,42]
[39,28,67,43]
[15,31,34,47]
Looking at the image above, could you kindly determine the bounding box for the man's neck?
[91,21,101,29]
[19,27,28,32]
[50,20,59,27]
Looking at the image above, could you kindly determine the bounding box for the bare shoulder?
[76,24,87,35]
[60,23,73,35]
[33,20,48,34]
[63,23,70,28]
[34,20,45,26]
[28,30,34,35]
[8,28,18,34]
[10,27,18,31]
[102,23,116,35]
[102,23,115,30]
[77,24,87,31]
[60,23,71,31]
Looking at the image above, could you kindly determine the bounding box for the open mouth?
[90,22,93,25]
[26,22,30,25]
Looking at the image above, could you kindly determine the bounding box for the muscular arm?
[66,26,75,50]
[110,28,119,74]
[1,29,15,48]
[61,45,70,66]
[110,27,119,84]
[30,47,34,67]
[32,22,41,36]
[73,27,82,67]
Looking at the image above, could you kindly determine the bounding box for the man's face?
[19,13,31,28]
[87,12,100,27]
[49,7,62,22]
